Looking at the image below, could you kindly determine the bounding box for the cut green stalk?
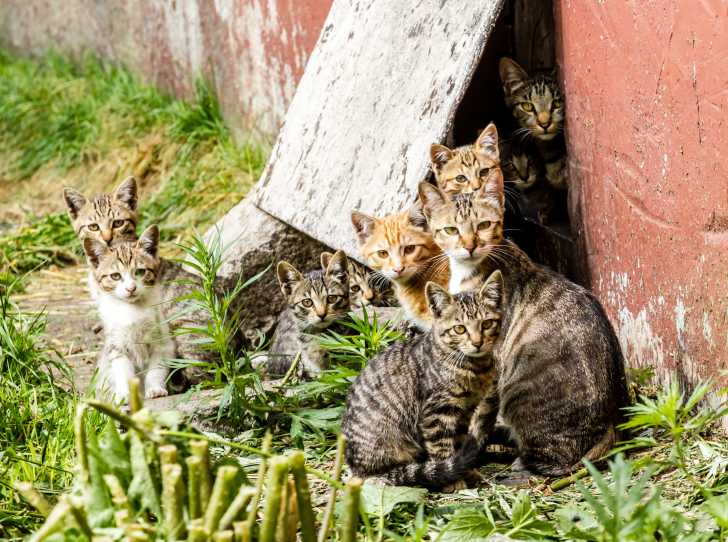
[219,486,256,531]
[245,431,273,529]
[187,455,204,520]
[290,451,316,542]
[14,482,51,517]
[318,434,346,542]
[159,444,179,466]
[188,525,208,542]
[340,478,362,542]
[213,531,234,542]
[204,465,240,533]
[234,521,251,542]
[259,457,290,542]
[103,474,133,515]
[162,463,186,539]
[191,439,213,516]
[129,377,143,413]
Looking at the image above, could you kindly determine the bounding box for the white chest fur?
[448,258,478,294]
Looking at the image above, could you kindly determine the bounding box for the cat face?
[322,252,378,307]
[351,204,441,283]
[499,58,564,142]
[430,123,504,206]
[419,183,504,265]
[503,144,540,193]
[426,271,503,358]
[64,177,138,246]
[84,225,161,303]
[277,250,350,331]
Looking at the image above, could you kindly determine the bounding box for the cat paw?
[145,386,168,399]
[441,479,468,493]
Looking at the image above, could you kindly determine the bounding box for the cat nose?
[126,283,136,293]
[102,230,113,243]
[471,334,483,348]
[537,112,551,129]
[393,266,404,274]
[364,291,374,301]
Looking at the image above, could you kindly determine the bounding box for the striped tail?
[383,437,481,490]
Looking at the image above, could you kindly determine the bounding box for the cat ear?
[351,211,376,244]
[137,225,159,258]
[480,173,505,211]
[426,281,454,318]
[407,199,429,231]
[475,123,499,161]
[83,238,109,268]
[430,144,454,170]
[418,181,448,218]
[499,57,528,98]
[320,251,333,270]
[63,188,87,220]
[325,250,349,283]
[478,270,503,308]
[114,177,138,211]
[277,261,303,296]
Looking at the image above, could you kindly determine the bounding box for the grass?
[0,49,267,275]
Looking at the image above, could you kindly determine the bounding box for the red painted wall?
[0,0,333,142]
[555,0,728,400]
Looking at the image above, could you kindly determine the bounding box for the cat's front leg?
[468,387,499,449]
[101,353,135,404]
[299,338,327,377]
[144,361,169,399]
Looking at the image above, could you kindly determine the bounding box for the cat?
[64,177,139,246]
[267,250,350,377]
[500,140,555,225]
[429,123,505,206]
[84,225,170,403]
[342,271,504,490]
[499,57,568,191]
[320,251,396,308]
[419,181,629,476]
[351,204,447,330]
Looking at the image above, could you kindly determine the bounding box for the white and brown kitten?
[84,225,170,403]
[499,57,568,191]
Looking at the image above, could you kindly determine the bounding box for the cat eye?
[482,319,497,330]
[301,299,313,308]
[112,219,125,228]
[455,175,467,183]
[88,224,100,231]
[553,99,563,109]
[351,285,361,293]
[477,221,492,231]
[452,325,466,335]
[326,295,339,304]
[479,168,490,177]
[520,102,535,112]
[443,227,458,235]
[110,273,121,281]
[403,244,417,255]
[135,268,146,278]
[376,250,389,258]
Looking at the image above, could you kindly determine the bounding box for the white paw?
[145,386,168,399]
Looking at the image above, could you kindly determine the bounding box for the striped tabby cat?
[499,57,568,191]
[64,177,138,246]
[351,204,446,329]
[342,271,504,490]
[429,123,504,206]
[84,226,170,402]
[419,181,629,476]
[268,251,350,377]
[500,140,555,224]
[321,251,395,308]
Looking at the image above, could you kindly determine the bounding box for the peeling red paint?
[555,0,728,404]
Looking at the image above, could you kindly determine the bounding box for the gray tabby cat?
[268,251,350,377]
[500,140,555,225]
[321,251,396,308]
[499,57,567,191]
[342,271,504,490]
[419,181,629,476]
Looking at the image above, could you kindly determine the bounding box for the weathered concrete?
[209,190,329,340]
[554,0,728,412]
[0,0,332,142]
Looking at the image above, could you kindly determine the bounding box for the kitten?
[342,271,504,490]
[351,204,446,330]
[419,181,629,476]
[429,123,505,207]
[320,251,395,308]
[84,226,170,403]
[500,141,555,225]
[267,251,350,377]
[499,57,568,191]
[64,177,139,246]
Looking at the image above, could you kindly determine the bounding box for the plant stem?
[191,439,213,516]
[162,463,186,540]
[186,455,204,520]
[340,478,362,542]
[14,482,51,517]
[219,486,256,531]
[290,451,317,542]
[129,377,143,413]
[245,431,273,533]
[103,474,133,515]
[204,465,240,533]
[318,434,346,542]
[259,456,289,542]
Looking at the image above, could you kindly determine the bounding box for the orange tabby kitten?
[351,204,447,329]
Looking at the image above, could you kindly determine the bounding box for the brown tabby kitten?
[351,204,447,330]
[268,251,350,377]
[501,141,555,225]
[430,123,505,207]
[64,177,138,245]
[321,251,396,308]
[499,57,568,191]
[419,181,629,476]
[342,271,504,490]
